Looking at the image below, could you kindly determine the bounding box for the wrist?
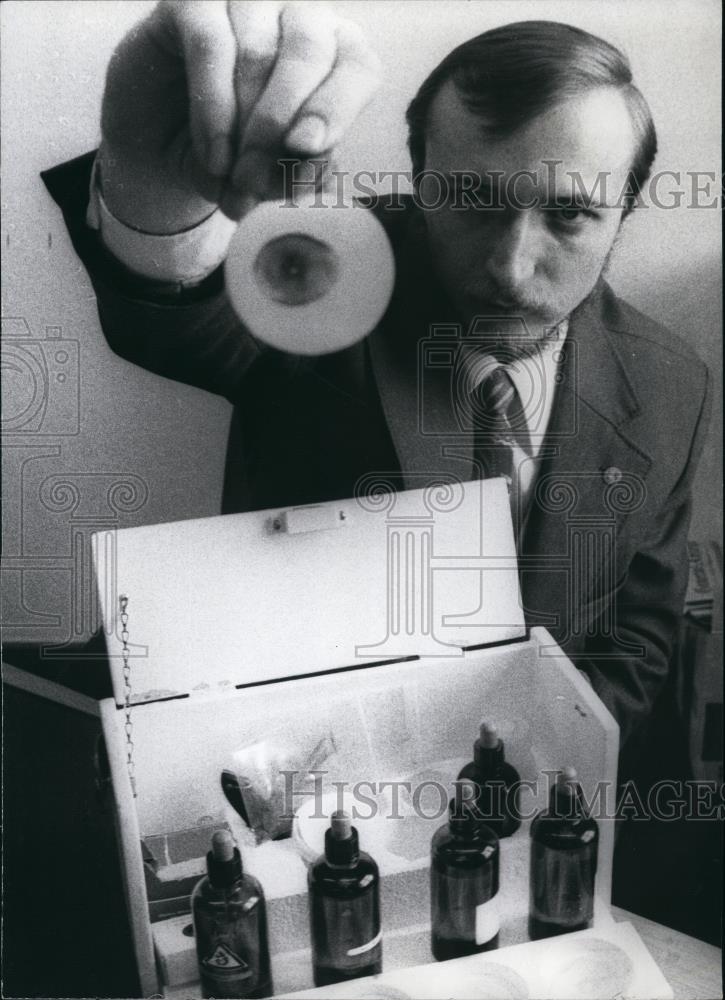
[89,150,237,285]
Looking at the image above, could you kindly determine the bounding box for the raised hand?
[98,1,381,232]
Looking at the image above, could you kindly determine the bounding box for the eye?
[551,204,598,227]
[559,207,583,222]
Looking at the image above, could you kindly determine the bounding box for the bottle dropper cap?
[330,811,353,840]
[474,721,503,768]
[325,810,359,866]
[551,766,581,816]
[479,723,499,748]
[207,829,242,888]
[557,766,578,791]
[212,830,235,860]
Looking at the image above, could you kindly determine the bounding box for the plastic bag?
[222,731,340,842]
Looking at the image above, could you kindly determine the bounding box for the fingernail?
[286,115,327,153]
[208,134,231,177]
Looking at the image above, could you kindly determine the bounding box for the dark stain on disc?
[253,232,340,306]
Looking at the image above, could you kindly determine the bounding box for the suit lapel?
[519,282,653,631]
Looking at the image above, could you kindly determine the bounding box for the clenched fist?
[98,1,381,233]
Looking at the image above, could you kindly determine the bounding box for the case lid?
[93,478,525,706]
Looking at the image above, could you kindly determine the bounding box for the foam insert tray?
[279,921,673,1000]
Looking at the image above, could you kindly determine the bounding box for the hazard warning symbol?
[203,943,250,973]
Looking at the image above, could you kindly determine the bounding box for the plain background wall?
[2,0,721,647]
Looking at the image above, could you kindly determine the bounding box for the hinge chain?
[119,594,137,798]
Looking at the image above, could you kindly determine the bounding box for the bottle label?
[194,902,270,999]
[475,898,501,945]
[203,943,251,975]
[431,867,499,948]
[347,928,383,956]
[311,887,382,972]
[200,943,259,1000]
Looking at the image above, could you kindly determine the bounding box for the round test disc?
[544,938,634,999]
[225,196,396,356]
[292,790,391,866]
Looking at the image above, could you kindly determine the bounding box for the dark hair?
[406,20,657,215]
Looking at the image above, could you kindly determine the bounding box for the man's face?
[420,81,637,338]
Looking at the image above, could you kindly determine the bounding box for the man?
[42,5,709,756]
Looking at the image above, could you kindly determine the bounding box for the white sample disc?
[543,938,634,999]
[292,790,392,866]
[224,196,396,356]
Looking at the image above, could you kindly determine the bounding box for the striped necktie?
[460,353,521,488]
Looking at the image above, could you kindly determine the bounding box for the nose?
[485,211,537,298]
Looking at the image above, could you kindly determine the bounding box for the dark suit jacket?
[42,153,711,750]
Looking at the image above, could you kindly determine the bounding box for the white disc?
[224,196,396,356]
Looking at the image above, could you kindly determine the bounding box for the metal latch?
[271,505,348,535]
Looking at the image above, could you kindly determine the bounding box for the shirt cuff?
[85,156,237,286]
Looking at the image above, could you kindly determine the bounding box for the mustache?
[461,278,554,316]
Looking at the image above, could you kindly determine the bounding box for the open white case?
[6,478,628,997]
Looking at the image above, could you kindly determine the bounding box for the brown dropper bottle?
[308,810,383,987]
[191,830,273,999]
[458,723,522,837]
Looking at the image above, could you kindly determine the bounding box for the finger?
[218,152,329,219]
[286,17,381,153]
[217,183,257,222]
[181,142,227,205]
[173,0,238,177]
[219,148,275,218]
[241,2,337,153]
[227,0,282,122]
